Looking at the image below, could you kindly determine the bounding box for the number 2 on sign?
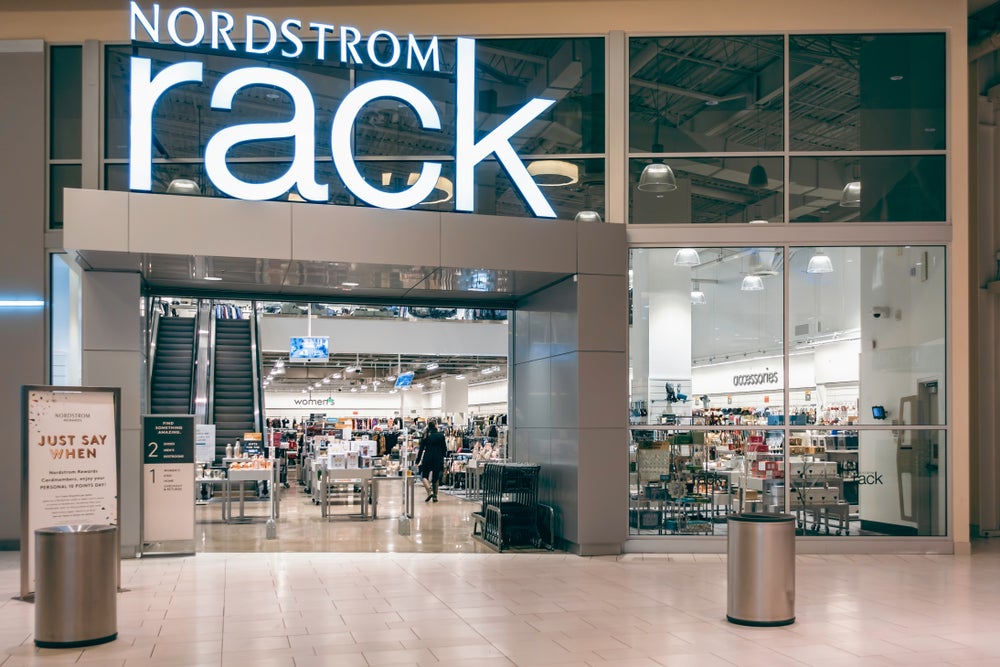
[147,441,158,459]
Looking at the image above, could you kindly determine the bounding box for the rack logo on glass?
[128,3,559,217]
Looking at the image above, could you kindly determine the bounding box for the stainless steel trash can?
[35,525,118,648]
[726,513,795,626]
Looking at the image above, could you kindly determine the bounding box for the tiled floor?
[4,540,1000,666]
[193,475,492,553]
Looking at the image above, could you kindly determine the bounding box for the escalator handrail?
[207,303,218,432]
[250,300,264,435]
[147,297,162,412]
[187,302,201,416]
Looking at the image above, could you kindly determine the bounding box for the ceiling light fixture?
[638,40,678,194]
[574,210,603,223]
[203,276,223,281]
[341,281,359,287]
[166,178,200,196]
[526,160,579,187]
[690,282,706,305]
[673,248,700,267]
[455,374,466,380]
[407,173,454,204]
[807,250,834,274]
[741,275,764,291]
[426,362,439,371]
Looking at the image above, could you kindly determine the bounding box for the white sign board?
[21,387,120,597]
[142,415,195,547]
[196,423,215,463]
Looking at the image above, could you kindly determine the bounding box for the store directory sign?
[21,386,120,598]
[142,414,195,549]
[128,2,558,217]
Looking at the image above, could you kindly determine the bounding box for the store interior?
[146,296,525,553]
[628,245,946,539]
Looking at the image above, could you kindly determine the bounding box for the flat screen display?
[289,336,329,361]
[394,372,414,388]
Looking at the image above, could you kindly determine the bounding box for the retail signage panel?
[289,335,329,361]
[394,371,415,388]
[21,386,120,597]
[129,3,558,217]
[195,423,215,463]
[141,414,195,547]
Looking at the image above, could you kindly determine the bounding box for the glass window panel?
[629,247,785,428]
[628,36,783,153]
[789,33,945,152]
[50,164,81,229]
[349,160,456,211]
[472,157,604,220]
[106,161,351,204]
[476,38,605,155]
[787,246,945,426]
[50,45,82,160]
[629,428,784,536]
[105,44,352,160]
[789,155,945,222]
[629,156,783,224]
[50,253,83,386]
[789,429,945,536]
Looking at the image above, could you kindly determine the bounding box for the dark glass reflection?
[50,45,83,160]
[629,36,784,153]
[105,44,351,160]
[789,34,945,151]
[629,157,783,223]
[50,164,81,229]
[351,160,457,212]
[106,37,605,163]
[789,156,945,222]
[471,158,604,220]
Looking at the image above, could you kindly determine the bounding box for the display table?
[320,467,373,520]
[225,467,278,523]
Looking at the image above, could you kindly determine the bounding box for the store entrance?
[151,295,514,553]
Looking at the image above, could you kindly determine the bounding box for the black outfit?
[416,429,448,500]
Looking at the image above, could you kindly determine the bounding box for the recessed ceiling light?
[332,373,342,379]
[455,374,465,380]
[426,362,439,370]
[890,75,903,81]
[924,127,936,133]
[265,92,281,100]
[350,388,358,392]
[322,378,330,384]
[386,375,396,381]
[341,281,359,287]
[203,276,222,281]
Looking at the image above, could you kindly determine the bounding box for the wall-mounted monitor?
[394,372,415,388]
[289,336,329,361]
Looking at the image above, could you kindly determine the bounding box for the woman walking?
[416,419,448,502]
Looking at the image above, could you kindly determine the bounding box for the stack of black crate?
[480,462,540,551]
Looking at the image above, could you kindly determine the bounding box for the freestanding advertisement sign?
[21,386,121,598]
[141,414,195,552]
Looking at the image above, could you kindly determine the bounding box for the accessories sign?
[129,3,559,217]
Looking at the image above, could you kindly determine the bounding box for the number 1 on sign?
[149,468,155,484]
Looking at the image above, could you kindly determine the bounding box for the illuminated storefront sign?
[128,3,558,217]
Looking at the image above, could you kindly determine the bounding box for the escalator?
[149,315,197,414]
[211,318,258,460]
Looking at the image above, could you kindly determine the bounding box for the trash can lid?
[728,513,794,523]
[35,525,116,535]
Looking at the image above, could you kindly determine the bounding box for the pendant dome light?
[690,282,706,305]
[840,164,861,208]
[574,210,603,223]
[741,275,764,291]
[807,249,834,274]
[673,248,701,267]
[638,40,678,193]
[746,40,768,189]
[527,160,580,187]
[748,163,769,188]
[166,178,200,195]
